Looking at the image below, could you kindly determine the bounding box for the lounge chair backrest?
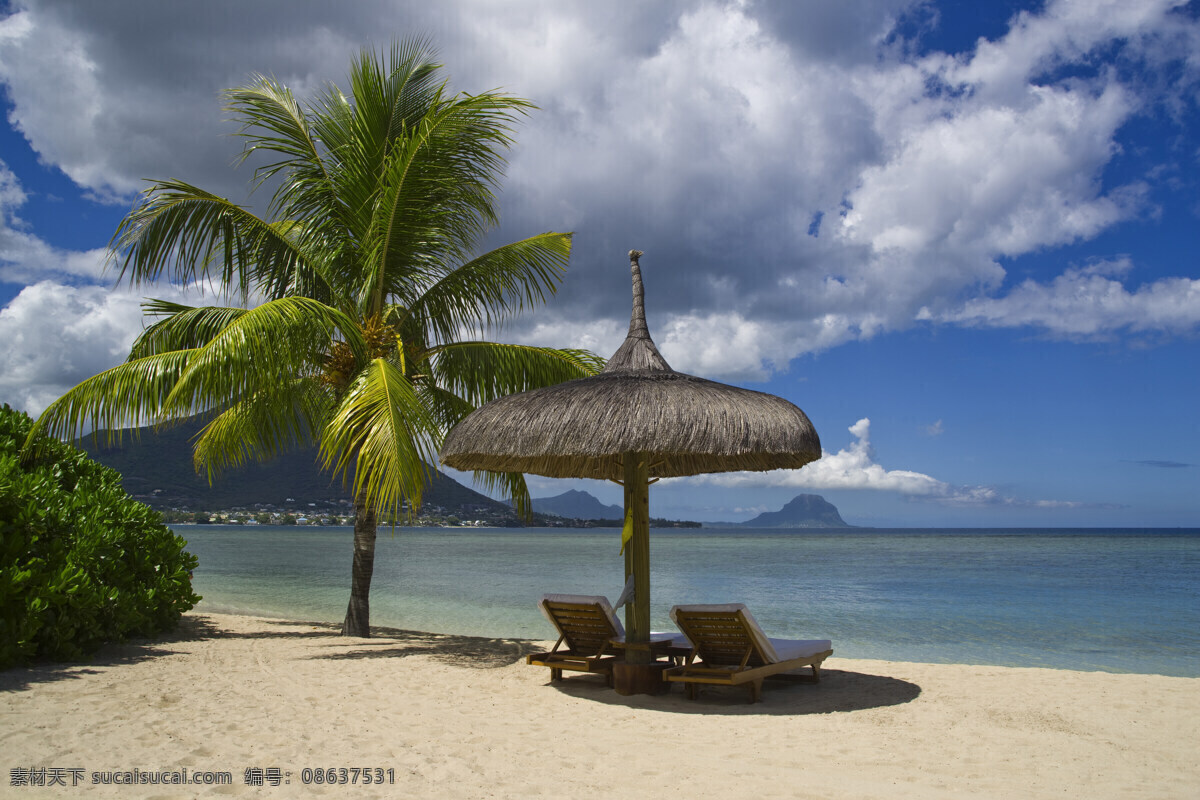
[669,603,781,665]
[538,594,624,654]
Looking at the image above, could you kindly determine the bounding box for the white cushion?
[670,604,831,665]
[769,638,833,660]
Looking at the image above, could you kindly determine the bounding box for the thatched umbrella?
[440,250,821,661]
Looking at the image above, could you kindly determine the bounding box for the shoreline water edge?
[176,525,1200,678]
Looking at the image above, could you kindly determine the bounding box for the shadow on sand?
[4,614,921,715]
[542,667,922,716]
[176,615,543,669]
[0,614,540,692]
[0,616,219,693]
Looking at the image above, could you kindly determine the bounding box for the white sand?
[2,612,1197,799]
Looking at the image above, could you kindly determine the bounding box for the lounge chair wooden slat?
[527,596,625,687]
[664,604,833,703]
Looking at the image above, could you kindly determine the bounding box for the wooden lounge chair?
[664,603,833,703]
[528,594,689,686]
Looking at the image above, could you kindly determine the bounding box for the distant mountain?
[80,415,510,515]
[738,494,851,528]
[530,489,624,520]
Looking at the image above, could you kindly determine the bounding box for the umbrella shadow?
[545,667,921,715]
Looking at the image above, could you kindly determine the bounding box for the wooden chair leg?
[749,679,763,703]
[550,667,562,682]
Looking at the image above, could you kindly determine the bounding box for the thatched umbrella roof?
[441,250,821,481]
[441,250,821,676]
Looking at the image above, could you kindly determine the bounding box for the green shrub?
[0,404,199,668]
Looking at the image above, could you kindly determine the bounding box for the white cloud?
[0,279,208,417]
[502,315,626,360]
[0,0,1196,383]
[841,83,1140,258]
[737,417,952,494]
[0,281,147,415]
[0,158,109,283]
[694,417,1103,509]
[934,261,1200,337]
[0,9,117,192]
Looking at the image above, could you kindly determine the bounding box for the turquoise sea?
[177,525,1200,677]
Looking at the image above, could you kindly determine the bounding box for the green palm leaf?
[404,233,574,342]
[29,350,195,449]
[192,380,331,481]
[320,358,440,515]
[431,341,604,406]
[130,301,250,358]
[162,297,361,416]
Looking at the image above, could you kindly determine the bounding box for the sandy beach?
[2,612,1196,799]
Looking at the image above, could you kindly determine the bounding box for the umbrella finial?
[627,250,649,341]
[604,250,672,374]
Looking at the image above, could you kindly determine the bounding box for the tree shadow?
[544,666,922,716]
[0,614,542,692]
[308,622,542,669]
[198,617,542,667]
[0,615,222,693]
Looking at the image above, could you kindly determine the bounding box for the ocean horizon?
[177,524,1200,678]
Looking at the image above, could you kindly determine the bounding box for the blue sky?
[0,0,1197,526]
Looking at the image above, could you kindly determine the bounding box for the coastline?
[180,526,1200,677]
[190,602,1192,679]
[3,612,1197,798]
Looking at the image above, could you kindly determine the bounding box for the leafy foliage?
[0,405,199,669]
[28,40,601,635]
[33,40,599,518]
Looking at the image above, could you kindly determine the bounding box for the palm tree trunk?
[341,497,377,637]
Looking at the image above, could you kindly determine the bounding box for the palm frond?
[192,379,332,481]
[225,76,333,202]
[130,301,249,359]
[320,358,440,515]
[108,180,311,298]
[404,232,573,342]
[414,381,473,431]
[362,90,536,315]
[27,350,196,450]
[431,341,605,407]
[162,297,362,416]
[309,42,445,300]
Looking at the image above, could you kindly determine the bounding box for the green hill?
[739,494,851,528]
[528,489,624,519]
[80,416,509,515]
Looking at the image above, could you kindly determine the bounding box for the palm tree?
[29,40,603,636]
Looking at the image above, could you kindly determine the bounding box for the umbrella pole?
[623,452,652,664]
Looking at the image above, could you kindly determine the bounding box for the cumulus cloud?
[0,278,213,417]
[695,417,1108,509]
[0,281,148,415]
[931,259,1200,338]
[0,0,1197,383]
[0,159,108,283]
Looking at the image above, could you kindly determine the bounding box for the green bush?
[0,404,199,668]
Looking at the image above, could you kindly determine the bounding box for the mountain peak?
[740,494,850,528]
